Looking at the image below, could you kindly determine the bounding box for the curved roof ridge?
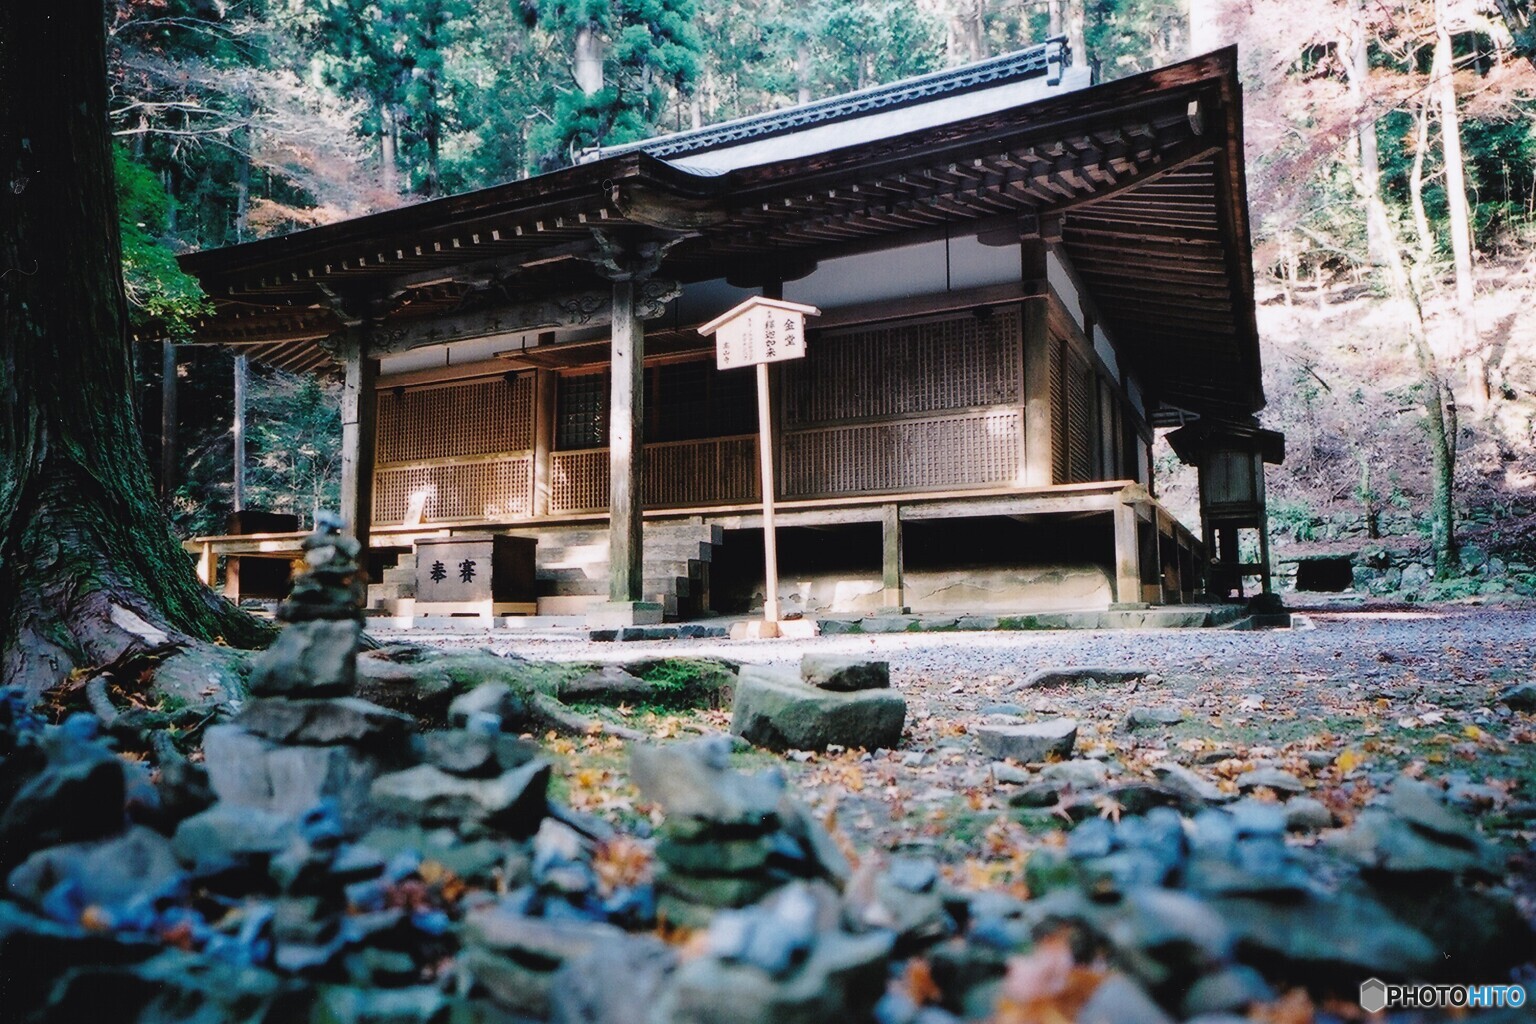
[584,36,1071,162]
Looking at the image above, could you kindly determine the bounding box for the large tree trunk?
[0,0,270,698]
[1433,0,1487,410]
[1357,137,1460,579]
[1347,0,1395,269]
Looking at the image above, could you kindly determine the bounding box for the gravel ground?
[375,606,1536,881]
[377,606,1536,722]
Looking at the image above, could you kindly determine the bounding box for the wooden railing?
[373,453,534,525]
[781,408,1022,499]
[550,434,760,515]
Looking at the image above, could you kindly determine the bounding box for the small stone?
[1039,759,1108,789]
[464,907,627,1016]
[1196,748,1239,765]
[8,826,183,914]
[419,730,499,777]
[246,619,360,698]
[0,751,126,863]
[1234,767,1306,794]
[448,682,530,732]
[973,719,1077,763]
[990,762,1031,785]
[978,703,1026,717]
[560,666,655,702]
[1077,973,1175,1024]
[1384,778,1480,841]
[630,737,785,826]
[1152,763,1229,804]
[1282,797,1334,832]
[800,656,890,692]
[549,933,678,1024]
[370,761,550,836]
[656,868,777,908]
[1495,681,1536,711]
[1016,667,1151,690]
[173,804,296,874]
[657,834,772,874]
[1124,707,1184,730]
[1181,965,1275,1017]
[1299,750,1336,771]
[236,696,414,747]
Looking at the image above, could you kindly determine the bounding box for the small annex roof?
[582,38,1088,175]
[170,45,1266,421]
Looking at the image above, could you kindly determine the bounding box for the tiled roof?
[587,37,1070,161]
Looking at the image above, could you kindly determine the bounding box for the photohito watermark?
[1359,978,1527,1013]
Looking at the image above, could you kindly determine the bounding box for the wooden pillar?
[233,353,248,512]
[532,368,556,517]
[881,503,906,613]
[1021,239,1053,486]
[607,278,645,605]
[339,329,379,554]
[160,341,177,498]
[197,541,214,587]
[1113,498,1142,606]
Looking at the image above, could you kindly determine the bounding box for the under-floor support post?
[881,503,906,613]
[1113,499,1143,607]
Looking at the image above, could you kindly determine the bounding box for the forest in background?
[120,0,1536,598]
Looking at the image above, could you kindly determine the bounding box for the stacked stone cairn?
[200,513,415,833]
[631,735,851,928]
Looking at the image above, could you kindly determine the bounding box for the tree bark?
[1347,1,1395,269]
[1433,0,1486,410]
[0,0,270,698]
[1358,154,1460,579]
[575,23,604,96]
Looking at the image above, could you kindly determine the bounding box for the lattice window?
[550,438,762,514]
[646,437,760,506]
[650,361,757,443]
[556,372,609,451]
[1050,339,1066,484]
[550,448,610,513]
[1066,355,1095,483]
[373,456,532,524]
[782,309,1022,427]
[782,411,1021,498]
[376,375,532,465]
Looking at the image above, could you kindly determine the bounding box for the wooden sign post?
[700,296,821,634]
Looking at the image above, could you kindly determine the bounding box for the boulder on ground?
[973,719,1077,763]
[731,665,905,752]
[799,656,889,692]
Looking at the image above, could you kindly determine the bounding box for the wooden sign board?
[699,296,821,370]
[414,534,537,608]
[699,296,822,630]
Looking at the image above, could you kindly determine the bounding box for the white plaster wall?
[756,564,1114,615]
[783,236,1018,310]
[1046,249,1081,332]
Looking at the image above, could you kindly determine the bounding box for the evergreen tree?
[527,0,703,168]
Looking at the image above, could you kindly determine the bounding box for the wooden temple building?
[172,40,1281,624]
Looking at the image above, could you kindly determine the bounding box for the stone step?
[537,540,712,566]
[539,575,692,599]
[535,592,681,617]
